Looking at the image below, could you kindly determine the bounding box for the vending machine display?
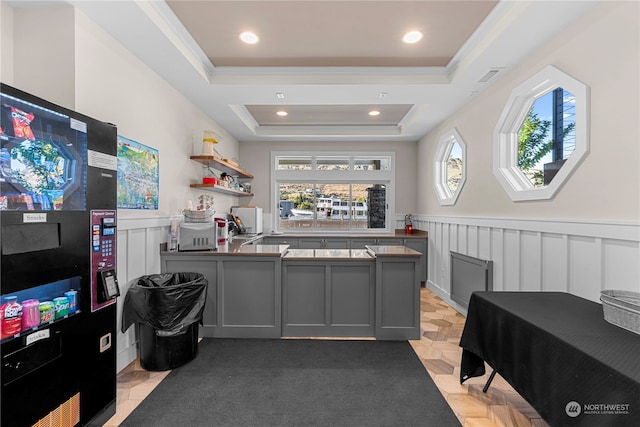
[1,83,118,427]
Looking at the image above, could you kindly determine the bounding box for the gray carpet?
[121,338,460,426]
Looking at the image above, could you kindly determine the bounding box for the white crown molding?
[135,0,454,86]
[229,105,402,137]
[209,66,450,85]
[138,0,214,81]
[255,125,401,137]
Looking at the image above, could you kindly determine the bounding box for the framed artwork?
[117,135,159,210]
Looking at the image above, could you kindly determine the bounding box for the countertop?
[365,245,422,257]
[264,229,427,239]
[162,229,426,257]
[283,249,374,260]
[392,229,428,239]
[163,242,289,256]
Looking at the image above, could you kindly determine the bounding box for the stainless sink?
[229,235,261,244]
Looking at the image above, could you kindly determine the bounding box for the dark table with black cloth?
[459,291,640,427]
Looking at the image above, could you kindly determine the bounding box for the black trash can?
[122,273,207,371]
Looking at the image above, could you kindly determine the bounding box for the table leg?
[482,369,497,393]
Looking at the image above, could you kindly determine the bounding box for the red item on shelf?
[1,296,23,339]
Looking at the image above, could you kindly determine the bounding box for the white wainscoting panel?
[604,239,639,290]
[114,215,639,370]
[541,233,568,292]
[416,215,640,315]
[503,230,520,292]
[569,236,602,300]
[115,217,171,372]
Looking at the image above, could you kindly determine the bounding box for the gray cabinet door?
[375,256,421,340]
[351,237,403,248]
[263,236,299,248]
[376,238,404,245]
[283,264,327,326]
[298,238,324,249]
[220,259,280,334]
[323,238,350,249]
[298,237,350,248]
[350,238,378,249]
[330,264,374,328]
[403,238,427,283]
[283,259,375,337]
[161,254,282,338]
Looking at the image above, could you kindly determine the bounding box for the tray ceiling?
[66,0,598,143]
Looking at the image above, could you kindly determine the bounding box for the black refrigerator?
[1,83,120,427]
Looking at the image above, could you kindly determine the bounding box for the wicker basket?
[182,209,214,223]
[600,290,640,335]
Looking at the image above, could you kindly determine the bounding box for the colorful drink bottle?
[53,297,70,319]
[1,296,23,339]
[21,299,40,331]
[39,301,55,323]
[64,290,78,314]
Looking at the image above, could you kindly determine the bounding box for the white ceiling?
[65,0,598,143]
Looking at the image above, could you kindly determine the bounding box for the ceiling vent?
[478,68,504,83]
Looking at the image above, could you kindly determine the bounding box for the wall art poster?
[117,135,159,210]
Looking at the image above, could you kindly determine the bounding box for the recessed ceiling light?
[402,31,423,44]
[369,110,381,117]
[276,111,288,117]
[276,92,285,99]
[379,92,388,99]
[239,31,259,44]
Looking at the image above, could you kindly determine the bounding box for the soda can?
[21,299,40,331]
[1,296,22,338]
[39,301,55,323]
[64,290,78,314]
[53,297,69,319]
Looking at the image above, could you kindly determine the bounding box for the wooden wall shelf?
[190,183,253,197]
[190,155,254,179]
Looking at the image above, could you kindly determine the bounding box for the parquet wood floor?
[105,287,549,426]
[409,288,549,427]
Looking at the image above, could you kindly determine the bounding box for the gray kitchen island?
[160,242,422,340]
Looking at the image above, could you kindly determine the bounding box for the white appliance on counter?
[179,222,217,251]
[231,206,263,235]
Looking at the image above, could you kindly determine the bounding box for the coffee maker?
[214,214,229,242]
[221,213,244,236]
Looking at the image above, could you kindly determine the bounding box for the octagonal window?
[493,65,589,201]
[518,88,576,187]
[434,128,466,206]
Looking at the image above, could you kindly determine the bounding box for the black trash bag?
[121,272,207,336]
